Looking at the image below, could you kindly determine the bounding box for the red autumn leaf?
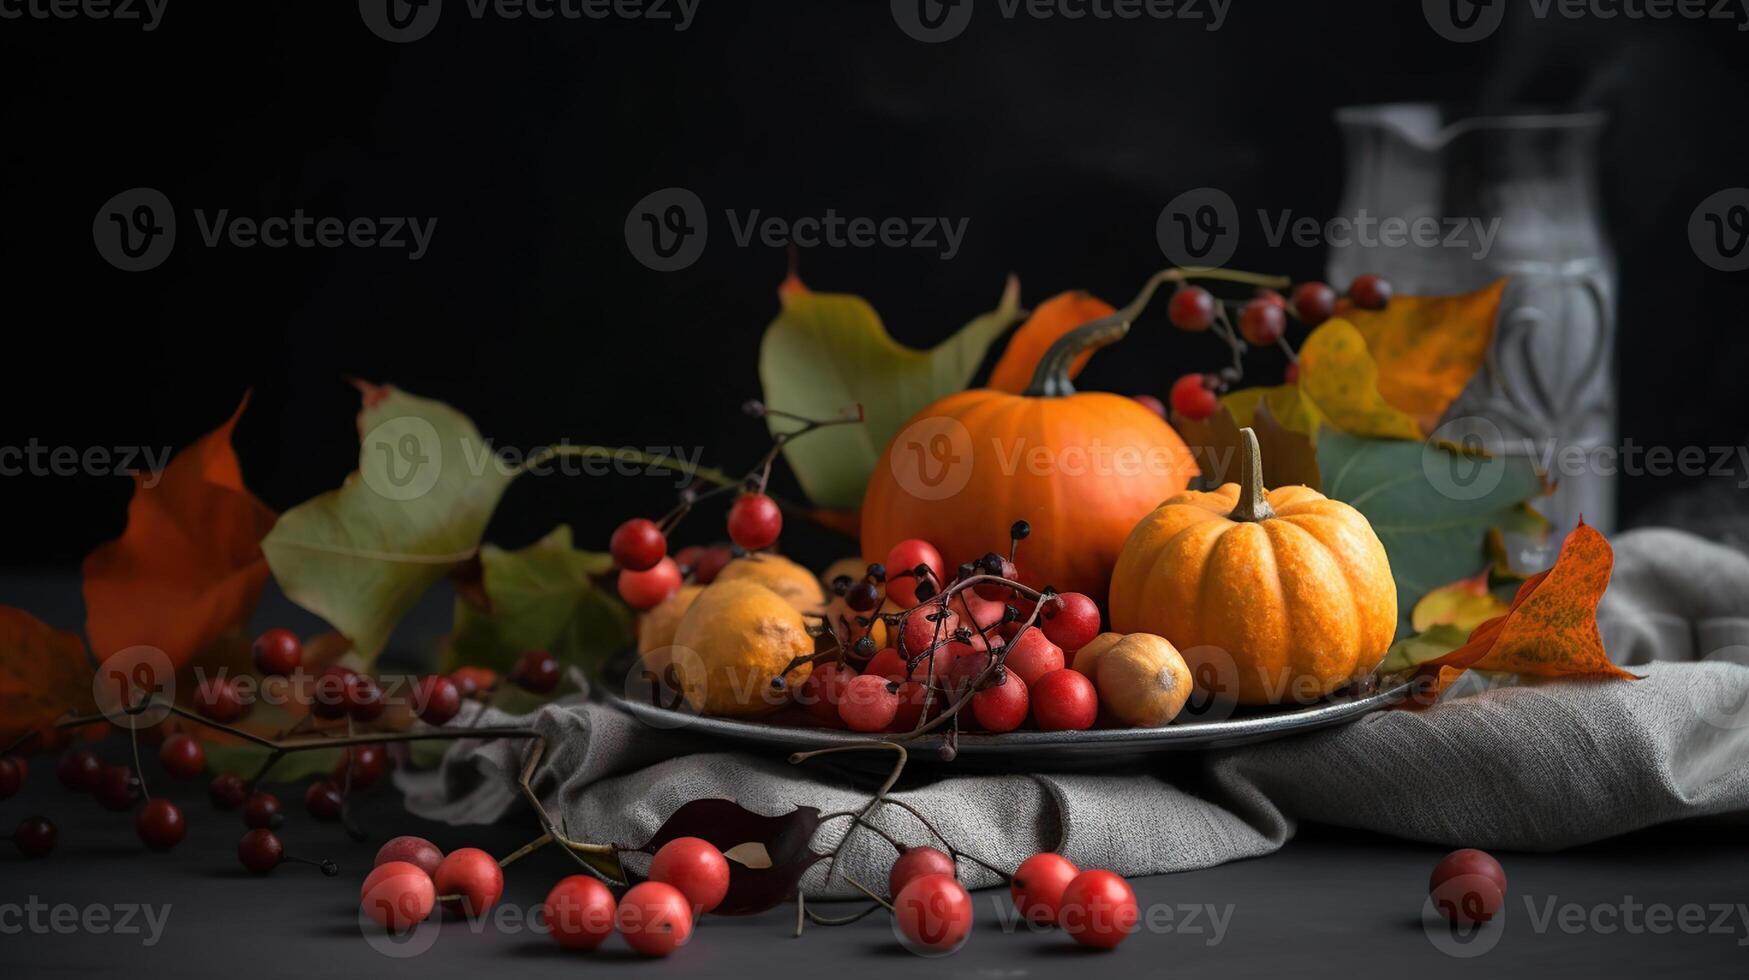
[1411,520,1631,704]
[0,607,95,747]
[82,394,278,668]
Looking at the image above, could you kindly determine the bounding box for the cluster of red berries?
[356,833,729,958]
[610,492,778,612]
[798,528,1105,736]
[1157,273,1393,422]
[888,847,1138,953]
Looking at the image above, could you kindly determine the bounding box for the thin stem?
[499,831,554,869]
[128,721,149,801]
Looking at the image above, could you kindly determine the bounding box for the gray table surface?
[3,578,1746,977]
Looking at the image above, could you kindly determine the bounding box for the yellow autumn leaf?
[1410,572,1510,634]
[1342,279,1506,434]
[1222,382,1327,439]
[1297,319,1424,440]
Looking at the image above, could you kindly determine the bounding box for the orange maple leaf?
[82,395,278,669]
[986,291,1116,394]
[0,607,94,747]
[1410,519,1632,704]
[1341,279,1506,434]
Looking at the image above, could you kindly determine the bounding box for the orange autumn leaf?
[1341,279,1507,434]
[1411,520,1631,703]
[987,291,1115,393]
[0,607,94,746]
[82,395,278,669]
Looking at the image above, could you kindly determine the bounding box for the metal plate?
[601,651,1417,770]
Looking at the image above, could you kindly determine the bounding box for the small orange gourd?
[862,315,1198,605]
[1108,427,1396,705]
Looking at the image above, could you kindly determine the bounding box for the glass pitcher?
[1328,103,1616,569]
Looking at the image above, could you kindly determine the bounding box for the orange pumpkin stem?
[1230,427,1275,523]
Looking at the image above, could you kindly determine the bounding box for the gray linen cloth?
[401,528,1749,897]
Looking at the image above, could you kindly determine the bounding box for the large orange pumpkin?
[862,316,1197,605]
[1108,428,1396,705]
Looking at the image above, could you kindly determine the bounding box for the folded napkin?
[401,528,1749,897]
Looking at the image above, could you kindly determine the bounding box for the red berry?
[1011,852,1080,925]
[971,674,1029,733]
[208,773,247,809]
[1349,273,1392,310]
[243,791,281,829]
[1255,287,1288,310]
[690,545,733,584]
[1284,361,1300,384]
[611,518,667,572]
[1131,394,1166,418]
[57,748,102,792]
[0,756,21,799]
[893,873,973,954]
[1429,848,1507,924]
[96,765,140,811]
[898,607,959,658]
[884,539,944,607]
[1291,281,1337,327]
[888,846,956,899]
[333,744,386,791]
[512,649,561,694]
[955,589,1006,631]
[304,779,343,820]
[864,647,909,682]
[798,662,856,726]
[648,836,731,916]
[434,847,504,916]
[196,675,248,722]
[159,733,205,780]
[1003,630,1065,688]
[14,815,57,857]
[888,681,928,733]
[1167,286,1215,331]
[615,881,694,957]
[1238,297,1287,346]
[238,828,283,874]
[1040,592,1100,652]
[251,628,302,677]
[618,557,682,611]
[839,674,901,733]
[136,799,186,851]
[311,666,356,720]
[346,674,385,723]
[1169,373,1219,422]
[726,493,783,551]
[375,835,444,877]
[361,861,437,932]
[416,675,462,725]
[972,552,1020,602]
[449,666,497,700]
[1030,669,1098,731]
[545,875,617,950]
[1059,869,1139,949]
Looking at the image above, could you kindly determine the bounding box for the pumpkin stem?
[1022,315,1131,397]
[1229,427,1275,523]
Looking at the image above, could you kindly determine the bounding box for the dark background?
[3,0,1747,574]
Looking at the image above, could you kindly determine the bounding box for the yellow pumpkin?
[1108,428,1396,705]
[862,315,1197,605]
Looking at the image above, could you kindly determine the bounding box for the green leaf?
[1378,624,1471,674]
[447,525,631,679]
[262,385,517,662]
[1316,429,1544,630]
[204,743,342,784]
[758,277,1024,509]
